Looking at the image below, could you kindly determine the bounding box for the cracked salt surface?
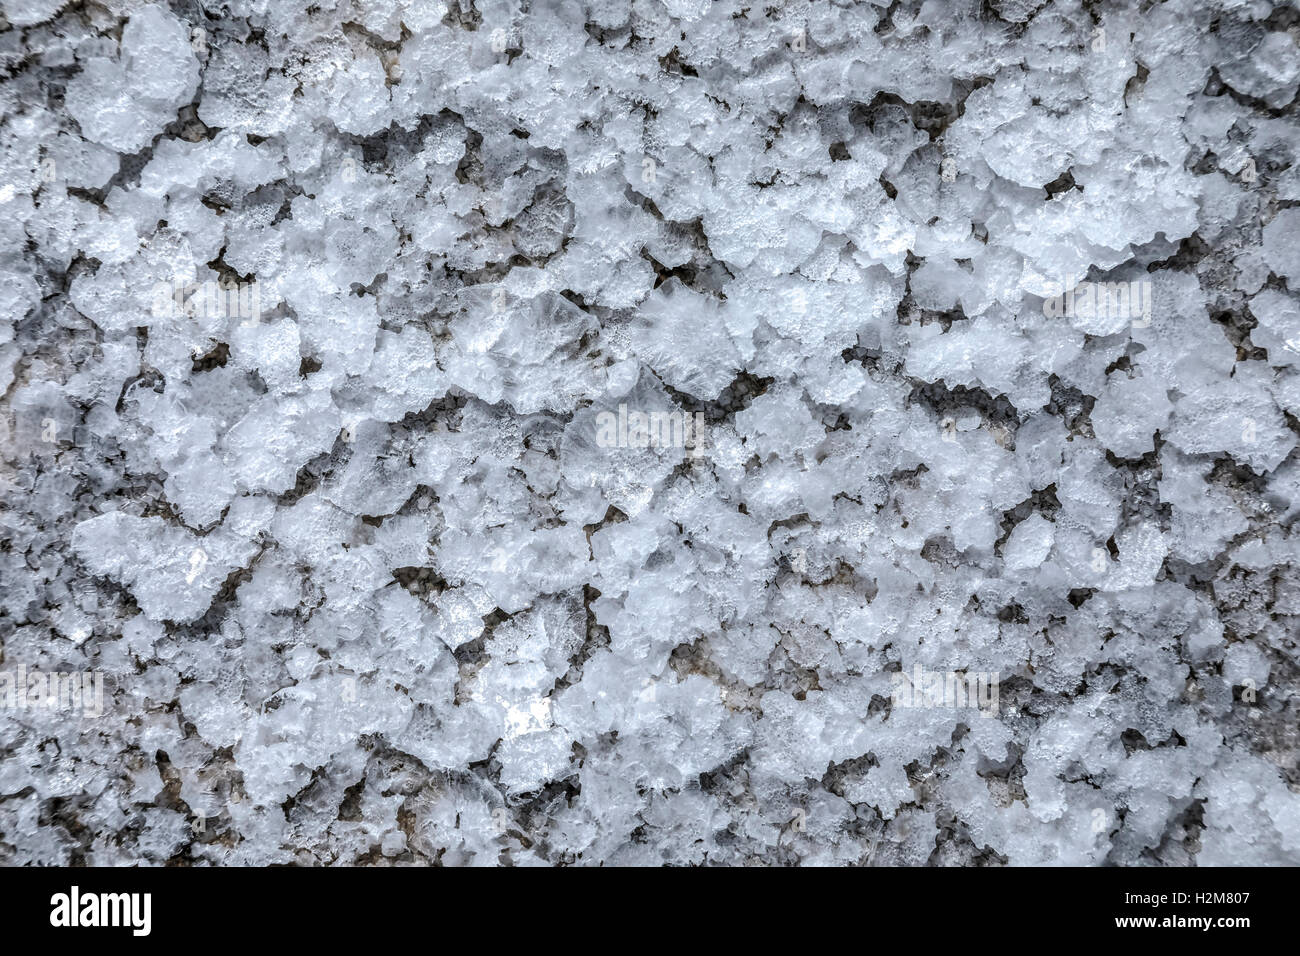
[1,0,1298,866]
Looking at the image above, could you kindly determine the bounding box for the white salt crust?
[1,0,1299,866]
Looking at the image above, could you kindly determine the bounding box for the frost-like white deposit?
[1,0,1299,866]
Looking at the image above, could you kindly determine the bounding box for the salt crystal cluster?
[2,0,1298,866]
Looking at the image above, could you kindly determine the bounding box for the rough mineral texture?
[2,0,1299,866]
